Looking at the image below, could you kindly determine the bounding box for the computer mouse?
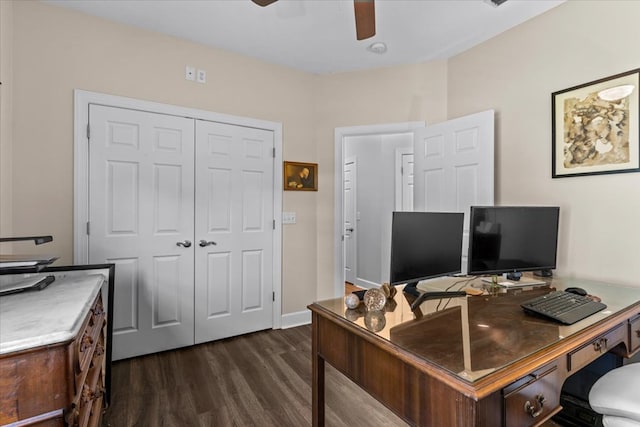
[565,287,587,296]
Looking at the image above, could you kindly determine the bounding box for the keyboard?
[521,290,607,325]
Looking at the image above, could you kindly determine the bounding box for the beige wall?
[448,0,640,286]
[0,0,14,249]
[313,62,448,299]
[6,0,317,313]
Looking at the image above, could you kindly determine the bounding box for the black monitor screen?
[389,212,464,287]
[467,206,560,276]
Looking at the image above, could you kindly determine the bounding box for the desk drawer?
[567,324,625,373]
[629,315,640,353]
[504,363,561,427]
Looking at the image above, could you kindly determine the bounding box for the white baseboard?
[355,278,381,289]
[280,309,311,329]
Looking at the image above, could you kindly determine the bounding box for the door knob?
[199,240,217,247]
[176,240,192,248]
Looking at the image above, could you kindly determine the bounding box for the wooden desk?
[308,277,640,426]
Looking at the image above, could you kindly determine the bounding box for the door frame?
[333,121,425,298]
[73,89,283,329]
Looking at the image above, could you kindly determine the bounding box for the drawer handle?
[635,329,640,338]
[524,394,546,418]
[593,337,608,353]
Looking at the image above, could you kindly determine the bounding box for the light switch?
[282,212,296,224]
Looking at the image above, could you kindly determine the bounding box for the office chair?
[589,363,640,427]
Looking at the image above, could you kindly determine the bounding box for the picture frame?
[552,68,640,178]
[283,161,318,191]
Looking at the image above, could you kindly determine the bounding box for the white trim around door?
[74,89,283,329]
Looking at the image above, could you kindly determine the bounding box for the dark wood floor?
[344,282,363,294]
[104,324,406,426]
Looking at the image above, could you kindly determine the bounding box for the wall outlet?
[185,66,195,81]
[197,69,206,83]
[282,212,296,224]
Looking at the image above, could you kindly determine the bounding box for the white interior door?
[401,153,414,211]
[88,105,195,360]
[344,157,357,284]
[395,147,414,211]
[194,120,274,343]
[413,110,494,273]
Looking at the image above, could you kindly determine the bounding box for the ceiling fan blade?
[252,0,278,7]
[354,0,376,40]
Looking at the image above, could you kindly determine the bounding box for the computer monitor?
[389,211,464,294]
[467,206,560,279]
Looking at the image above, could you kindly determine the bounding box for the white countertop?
[0,274,105,355]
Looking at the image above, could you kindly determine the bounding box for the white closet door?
[88,105,195,360]
[194,120,274,343]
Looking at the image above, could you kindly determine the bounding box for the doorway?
[343,132,416,289]
[334,111,495,296]
[333,122,425,296]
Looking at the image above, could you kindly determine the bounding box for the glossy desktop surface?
[316,276,640,383]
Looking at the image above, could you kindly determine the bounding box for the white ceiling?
[46,0,565,75]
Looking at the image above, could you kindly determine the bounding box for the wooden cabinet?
[0,293,107,426]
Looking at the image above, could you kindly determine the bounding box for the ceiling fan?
[251,0,376,40]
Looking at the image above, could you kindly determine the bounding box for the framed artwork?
[552,68,640,178]
[284,161,318,191]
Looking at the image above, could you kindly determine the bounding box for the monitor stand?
[481,274,547,288]
[402,282,420,297]
[506,271,522,281]
[534,269,553,278]
[402,281,467,311]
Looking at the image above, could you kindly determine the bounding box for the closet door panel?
[89,105,195,360]
[206,252,232,316]
[206,168,232,231]
[194,121,274,343]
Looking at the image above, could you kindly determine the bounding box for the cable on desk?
[437,277,476,311]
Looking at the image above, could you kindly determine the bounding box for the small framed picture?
[552,68,640,178]
[284,161,318,191]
